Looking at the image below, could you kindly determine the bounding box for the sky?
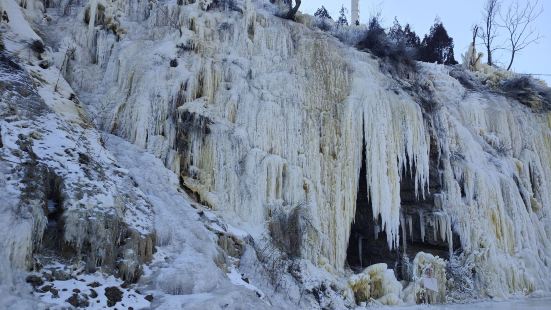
[301,0,551,84]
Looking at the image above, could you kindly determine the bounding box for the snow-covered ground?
[400,297,551,310]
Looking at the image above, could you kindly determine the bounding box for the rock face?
[2,0,551,305]
[104,286,123,307]
[0,0,155,286]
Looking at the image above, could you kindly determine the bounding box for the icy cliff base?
[2,0,551,307]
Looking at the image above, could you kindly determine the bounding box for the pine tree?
[418,20,457,65]
[389,18,420,49]
[403,24,421,48]
[314,6,332,20]
[336,6,348,27]
[389,18,405,44]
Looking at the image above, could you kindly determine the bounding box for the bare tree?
[285,0,301,20]
[478,0,500,66]
[471,24,479,46]
[499,0,543,70]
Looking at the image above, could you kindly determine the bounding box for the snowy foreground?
[1,0,551,308]
[402,297,551,310]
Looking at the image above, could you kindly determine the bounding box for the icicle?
[419,210,425,243]
[374,224,380,240]
[431,216,437,242]
[407,215,413,241]
[400,213,407,253]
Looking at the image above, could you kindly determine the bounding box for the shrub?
[501,75,551,111]
[314,6,332,20]
[356,17,418,78]
[389,20,420,50]
[313,6,333,31]
[356,17,389,57]
[331,24,366,46]
[313,16,333,32]
[210,0,242,13]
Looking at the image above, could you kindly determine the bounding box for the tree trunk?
[506,50,515,71]
[286,0,301,20]
[487,46,493,66]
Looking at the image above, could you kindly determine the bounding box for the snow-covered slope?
[2,0,551,308]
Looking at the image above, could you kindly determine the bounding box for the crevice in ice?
[347,134,460,280]
[399,139,460,263]
[40,170,75,259]
[347,142,401,275]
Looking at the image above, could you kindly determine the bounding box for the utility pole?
[351,0,360,25]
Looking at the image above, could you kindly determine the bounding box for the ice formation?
[409,252,447,304]
[348,263,402,305]
[1,0,551,307]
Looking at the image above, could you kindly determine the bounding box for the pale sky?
[301,0,551,84]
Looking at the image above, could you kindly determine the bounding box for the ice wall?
[28,0,551,299]
[38,0,429,271]
[424,63,551,297]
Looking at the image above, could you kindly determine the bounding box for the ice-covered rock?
[406,252,447,304]
[348,263,402,305]
[0,0,155,294]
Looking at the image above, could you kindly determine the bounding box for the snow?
[401,297,551,310]
[0,0,41,52]
[105,134,275,308]
[33,267,150,309]
[226,266,266,299]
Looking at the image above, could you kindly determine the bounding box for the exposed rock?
[42,272,53,282]
[25,275,43,287]
[66,293,89,308]
[38,284,52,293]
[50,287,59,298]
[105,286,123,307]
[0,50,155,285]
[52,269,71,281]
[87,281,101,288]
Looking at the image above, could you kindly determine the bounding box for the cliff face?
[38,0,431,271]
[2,0,551,307]
[0,7,156,310]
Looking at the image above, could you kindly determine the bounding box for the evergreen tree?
[418,20,457,65]
[336,6,348,27]
[314,5,332,20]
[389,18,420,49]
[403,24,421,48]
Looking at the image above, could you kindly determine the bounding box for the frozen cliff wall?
[36,0,430,272]
[0,0,155,286]
[12,0,551,301]
[426,63,551,297]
